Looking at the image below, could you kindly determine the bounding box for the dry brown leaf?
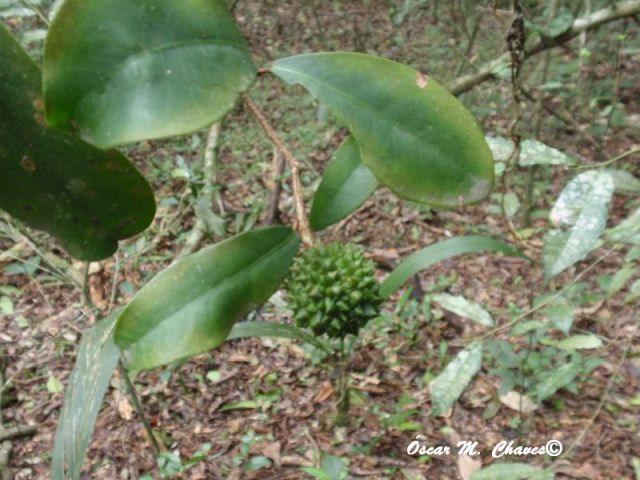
[457,455,482,480]
[113,390,133,421]
[313,380,334,403]
[262,441,281,468]
[499,391,539,413]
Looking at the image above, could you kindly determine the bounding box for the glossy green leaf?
[228,320,332,353]
[380,236,527,298]
[52,313,120,480]
[0,24,155,260]
[115,227,299,370]
[44,0,256,148]
[430,342,483,416]
[272,53,494,207]
[310,136,378,231]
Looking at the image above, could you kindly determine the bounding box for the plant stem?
[575,146,640,170]
[82,262,96,312]
[242,94,314,246]
[335,337,351,426]
[523,0,558,227]
[118,361,162,458]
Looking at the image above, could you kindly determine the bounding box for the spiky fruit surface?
[286,242,381,338]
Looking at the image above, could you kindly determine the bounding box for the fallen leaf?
[499,391,539,413]
[313,380,334,403]
[262,441,281,468]
[114,390,133,420]
[458,455,482,480]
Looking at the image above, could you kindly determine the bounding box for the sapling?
[286,242,381,424]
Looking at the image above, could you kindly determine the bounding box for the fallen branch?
[178,122,222,258]
[447,0,640,95]
[0,425,37,442]
[264,147,286,225]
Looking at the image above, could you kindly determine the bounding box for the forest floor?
[1,1,639,479]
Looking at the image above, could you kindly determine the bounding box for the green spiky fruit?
[286,242,381,338]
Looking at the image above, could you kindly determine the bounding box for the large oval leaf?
[0,24,155,260]
[115,226,300,370]
[52,313,120,480]
[310,136,378,231]
[380,236,527,298]
[44,0,256,148]
[272,53,494,207]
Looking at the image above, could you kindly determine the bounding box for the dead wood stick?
[264,147,286,225]
[0,425,37,442]
[447,0,640,95]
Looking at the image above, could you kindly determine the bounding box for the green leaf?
[272,53,494,207]
[115,227,299,370]
[52,313,120,480]
[607,262,636,298]
[310,136,378,231]
[430,342,482,416]
[0,297,14,316]
[44,0,256,148]
[485,136,575,167]
[605,207,640,245]
[432,293,493,327]
[604,169,640,196]
[470,463,545,480]
[533,360,581,402]
[301,468,333,480]
[219,400,258,412]
[545,171,615,280]
[625,279,640,304]
[519,139,576,167]
[632,457,640,480]
[485,135,515,163]
[554,334,603,351]
[0,24,155,260]
[381,236,527,298]
[47,374,64,394]
[227,320,332,354]
[541,299,573,335]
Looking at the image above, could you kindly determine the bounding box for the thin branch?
[264,147,286,225]
[576,146,640,170]
[0,425,37,442]
[242,94,314,246]
[118,361,162,458]
[447,0,640,95]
